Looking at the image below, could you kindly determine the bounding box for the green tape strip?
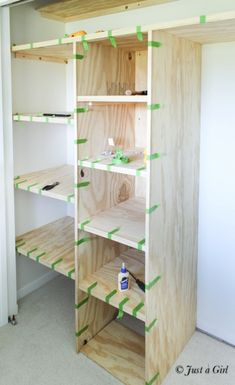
[200,15,206,24]
[74,181,90,189]
[27,248,38,257]
[132,301,144,318]
[68,268,75,278]
[107,163,113,172]
[67,194,74,202]
[81,35,89,51]
[145,275,161,291]
[75,237,91,246]
[44,117,49,123]
[14,176,20,180]
[117,310,124,319]
[79,219,91,230]
[16,242,25,250]
[27,183,39,191]
[15,179,27,188]
[76,324,89,337]
[146,153,161,161]
[117,297,129,319]
[30,43,33,49]
[75,296,89,310]
[145,318,158,333]
[148,41,161,48]
[16,238,23,243]
[58,38,62,45]
[51,258,63,270]
[148,103,161,110]
[74,107,89,113]
[146,205,159,214]
[74,138,88,144]
[87,281,98,295]
[138,238,145,251]
[136,25,143,41]
[73,53,84,60]
[136,166,146,176]
[108,30,117,48]
[36,252,46,262]
[146,373,160,385]
[105,289,117,304]
[107,227,120,240]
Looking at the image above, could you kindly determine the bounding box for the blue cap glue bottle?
[118,262,130,292]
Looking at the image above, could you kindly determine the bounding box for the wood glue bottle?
[118,262,130,292]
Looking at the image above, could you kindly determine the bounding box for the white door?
[197,42,235,345]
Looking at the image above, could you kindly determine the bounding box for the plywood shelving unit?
[13,113,74,125]
[12,10,235,385]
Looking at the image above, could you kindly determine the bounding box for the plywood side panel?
[145,31,201,384]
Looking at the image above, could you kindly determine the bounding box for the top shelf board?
[11,12,235,64]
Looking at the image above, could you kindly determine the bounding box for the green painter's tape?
[36,252,46,262]
[14,176,20,180]
[107,163,113,172]
[67,194,74,203]
[75,237,91,247]
[27,248,38,257]
[136,166,146,176]
[87,281,97,295]
[132,301,144,318]
[137,238,145,251]
[108,30,117,48]
[148,41,162,48]
[75,296,89,310]
[74,107,89,113]
[51,258,63,270]
[105,289,117,304]
[76,325,89,337]
[27,183,39,191]
[58,38,62,45]
[146,153,161,161]
[68,268,75,278]
[73,53,84,60]
[146,373,160,385]
[117,310,124,319]
[74,138,87,144]
[81,35,89,51]
[16,242,25,250]
[30,43,33,49]
[145,275,161,291]
[136,25,143,41]
[74,181,90,189]
[145,318,158,333]
[107,227,120,240]
[15,179,27,188]
[146,205,159,214]
[200,15,206,24]
[16,238,23,244]
[117,297,129,319]
[148,103,161,110]
[79,219,91,230]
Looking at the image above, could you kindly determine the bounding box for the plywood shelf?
[13,113,74,125]
[77,95,148,104]
[14,164,74,203]
[81,320,145,385]
[79,248,145,321]
[78,197,146,251]
[16,216,75,279]
[78,148,146,177]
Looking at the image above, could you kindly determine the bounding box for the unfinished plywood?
[81,321,145,385]
[38,0,178,22]
[13,113,74,125]
[78,197,146,251]
[14,165,74,203]
[145,30,201,385]
[13,43,73,64]
[77,95,147,103]
[79,248,145,321]
[78,148,146,177]
[16,216,75,279]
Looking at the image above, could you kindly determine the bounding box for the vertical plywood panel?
[145,31,201,384]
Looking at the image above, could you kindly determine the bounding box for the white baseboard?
[17,271,58,300]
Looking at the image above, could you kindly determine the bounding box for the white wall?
[11,3,67,297]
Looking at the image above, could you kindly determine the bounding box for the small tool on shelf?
[127,270,145,292]
[42,182,60,191]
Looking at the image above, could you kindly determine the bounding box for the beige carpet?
[0,275,234,385]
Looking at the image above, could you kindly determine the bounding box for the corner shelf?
[13,113,74,125]
[78,148,146,177]
[79,248,145,321]
[16,216,75,279]
[77,95,148,104]
[14,164,74,203]
[78,197,146,251]
[81,321,145,385]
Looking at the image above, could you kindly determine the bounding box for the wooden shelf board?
[77,95,148,104]
[81,320,145,385]
[14,165,74,203]
[16,216,75,279]
[80,248,145,321]
[13,113,74,125]
[78,148,146,177]
[78,197,146,251]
